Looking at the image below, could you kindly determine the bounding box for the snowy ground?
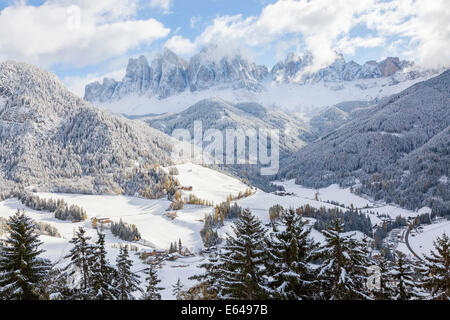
[172,163,249,204]
[409,221,450,258]
[0,163,427,299]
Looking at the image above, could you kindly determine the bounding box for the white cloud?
[166,0,450,70]
[337,36,385,56]
[194,0,377,71]
[165,35,198,55]
[149,0,172,14]
[360,0,450,68]
[0,0,170,68]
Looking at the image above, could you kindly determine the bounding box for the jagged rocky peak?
[84,46,438,106]
[84,45,270,103]
[378,57,402,77]
[122,55,151,94]
[187,44,268,92]
[151,47,189,98]
[271,52,417,83]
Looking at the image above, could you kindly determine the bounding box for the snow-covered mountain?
[271,52,419,84]
[85,45,267,104]
[84,46,441,115]
[139,97,315,156]
[0,61,174,194]
[279,70,450,212]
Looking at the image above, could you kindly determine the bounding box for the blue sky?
[0,0,449,96]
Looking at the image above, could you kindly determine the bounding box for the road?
[405,226,423,261]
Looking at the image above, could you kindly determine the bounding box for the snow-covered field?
[173,163,249,204]
[0,163,429,299]
[409,221,450,258]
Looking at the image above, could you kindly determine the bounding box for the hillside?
[0,61,174,196]
[279,70,450,212]
[141,97,315,156]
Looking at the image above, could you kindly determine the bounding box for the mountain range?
[84,46,440,116]
[0,55,448,212]
[279,70,450,212]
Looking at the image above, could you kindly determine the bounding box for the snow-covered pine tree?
[372,253,394,300]
[37,266,72,300]
[265,209,318,299]
[348,235,374,299]
[189,251,221,299]
[90,231,118,300]
[388,251,418,300]
[215,209,268,300]
[64,226,96,299]
[316,218,371,300]
[115,245,141,300]
[142,263,164,300]
[419,233,450,300]
[172,278,184,300]
[0,210,50,300]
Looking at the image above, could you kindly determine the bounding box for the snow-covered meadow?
[409,221,450,258]
[0,163,438,298]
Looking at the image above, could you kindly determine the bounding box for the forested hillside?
[280,70,450,212]
[0,61,175,196]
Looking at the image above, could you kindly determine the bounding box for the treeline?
[0,211,166,300]
[191,209,450,300]
[6,190,87,222]
[111,219,141,242]
[279,204,373,237]
[200,201,244,247]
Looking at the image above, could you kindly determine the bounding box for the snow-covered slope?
[280,70,450,211]
[142,98,314,156]
[409,220,450,258]
[0,61,175,194]
[173,163,250,204]
[1,161,426,298]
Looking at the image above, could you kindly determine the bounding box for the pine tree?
[419,233,450,300]
[64,227,96,299]
[115,245,141,300]
[372,254,394,300]
[37,266,72,300]
[389,251,418,300]
[178,238,182,254]
[215,209,268,299]
[316,218,371,300]
[90,231,118,300]
[265,209,318,299]
[143,263,164,300]
[0,210,50,300]
[189,251,221,299]
[172,278,184,300]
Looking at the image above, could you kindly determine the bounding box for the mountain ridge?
[0,60,175,197]
[84,46,439,110]
[279,70,450,212]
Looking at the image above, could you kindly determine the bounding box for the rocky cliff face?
[85,46,268,103]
